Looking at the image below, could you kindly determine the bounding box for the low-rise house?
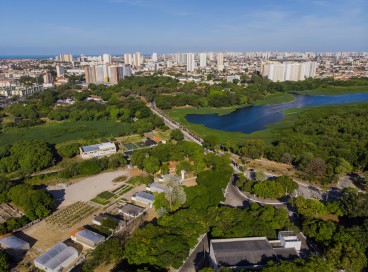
[87,95,103,102]
[158,174,182,183]
[34,242,78,272]
[79,142,116,159]
[132,192,155,207]
[0,233,30,258]
[71,227,105,249]
[146,182,166,193]
[118,203,145,218]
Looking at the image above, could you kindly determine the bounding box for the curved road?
[149,104,342,204]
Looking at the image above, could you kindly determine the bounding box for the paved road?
[149,104,203,146]
[177,234,209,272]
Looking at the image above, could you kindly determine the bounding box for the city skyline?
[0,0,367,55]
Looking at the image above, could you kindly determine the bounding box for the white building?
[71,228,105,249]
[152,53,158,62]
[59,54,73,62]
[132,192,155,207]
[56,65,65,77]
[199,53,207,68]
[217,53,224,71]
[103,53,112,64]
[186,53,195,72]
[79,142,116,159]
[146,182,167,193]
[124,53,133,65]
[34,242,78,272]
[278,231,301,251]
[261,62,317,82]
[134,52,142,67]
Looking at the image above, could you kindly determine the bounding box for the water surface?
[185,93,368,134]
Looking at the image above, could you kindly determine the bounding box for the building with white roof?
[71,227,105,249]
[79,142,116,159]
[132,192,155,207]
[34,242,78,272]
[146,182,167,193]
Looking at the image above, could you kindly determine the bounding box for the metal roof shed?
[73,229,105,249]
[0,234,30,257]
[34,242,78,272]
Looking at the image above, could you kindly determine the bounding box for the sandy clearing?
[48,168,142,208]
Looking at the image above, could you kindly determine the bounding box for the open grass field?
[0,120,132,145]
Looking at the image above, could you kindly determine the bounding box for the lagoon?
[185,93,368,134]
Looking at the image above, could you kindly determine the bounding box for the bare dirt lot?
[47,168,142,207]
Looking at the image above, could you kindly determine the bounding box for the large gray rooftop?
[0,234,29,249]
[211,237,276,266]
[119,203,144,216]
[75,229,105,244]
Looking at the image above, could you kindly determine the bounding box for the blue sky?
[0,0,367,55]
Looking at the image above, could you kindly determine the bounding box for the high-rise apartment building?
[95,66,105,83]
[152,53,158,62]
[108,66,119,84]
[85,66,96,84]
[56,65,65,77]
[134,52,142,67]
[261,62,317,82]
[43,72,54,84]
[217,53,224,71]
[199,53,207,68]
[103,54,112,64]
[176,53,187,65]
[186,53,195,72]
[59,54,73,62]
[124,54,132,65]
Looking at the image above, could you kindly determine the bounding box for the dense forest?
[266,106,368,184]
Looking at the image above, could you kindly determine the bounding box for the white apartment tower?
[134,52,142,67]
[261,62,318,82]
[152,53,158,62]
[217,53,224,71]
[186,53,195,72]
[59,54,73,62]
[56,65,65,77]
[199,53,207,68]
[124,54,133,65]
[103,54,112,64]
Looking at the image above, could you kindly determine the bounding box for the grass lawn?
[293,85,368,95]
[0,120,132,145]
[91,191,115,205]
[253,92,295,105]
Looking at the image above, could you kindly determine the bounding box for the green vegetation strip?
[0,121,132,146]
[91,191,115,205]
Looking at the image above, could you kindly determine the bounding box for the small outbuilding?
[146,182,166,193]
[34,242,78,272]
[132,192,155,207]
[118,203,145,218]
[71,227,105,249]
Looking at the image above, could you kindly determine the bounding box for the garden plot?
[45,201,98,229]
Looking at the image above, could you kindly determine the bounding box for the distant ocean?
[0,55,56,60]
